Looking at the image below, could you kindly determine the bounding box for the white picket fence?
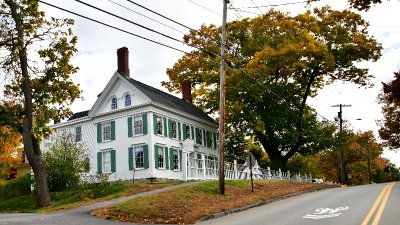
[186,155,315,182]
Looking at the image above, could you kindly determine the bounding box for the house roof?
[126,77,216,124]
[68,110,89,121]
[67,76,215,124]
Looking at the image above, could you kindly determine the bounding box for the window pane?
[103,151,111,173]
[134,146,144,168]
[158,147,164,168]
[103,123,111,141]
[111,97,118,110]
[75,126,82,142]
[172,122,177,138]
[157,118,163,135]
[125,94,131,107]
[134,116,143,135]
[173,150,179,170]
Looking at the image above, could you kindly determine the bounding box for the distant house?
[42,47,219,182]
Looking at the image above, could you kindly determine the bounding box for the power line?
[106,0,186,34]
[73,0,184,45]
[249,0,263,14]
[125,0,194,31]
[238,1,308,8]
[184,0,222,17]
[38,0,188,54]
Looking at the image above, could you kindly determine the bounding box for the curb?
[197,185,339,223]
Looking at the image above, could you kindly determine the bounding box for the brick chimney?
[182,80,192,103]
[117,47,130,78]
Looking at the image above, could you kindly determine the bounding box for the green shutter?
[191,126,194,140]
[179,150,182,171]
[168,119,172,138]
[213,132,217,149]
[178,122,181,140]
[195,128,200,144]
[128,147,133,170]
[128,117,133,137]
[142,113,148,135]
[182,124,187,140]
[97,152,102,174]
[165,147,169,170]
[169,148,174,171]
[143,145,149,169]
[153,114,158,135]
[111,150,116,172]
[111,120,116,141]
[206,131,211,148]
[154,145,159,169]
[97,123,102,143]
[163,118,167,137]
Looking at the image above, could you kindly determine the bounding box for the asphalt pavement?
[199,182,398,225]
[1,182,397,225]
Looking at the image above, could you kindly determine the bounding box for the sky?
[35,0,400,166]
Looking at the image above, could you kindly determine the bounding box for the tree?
[0,125,22,179]
[316,130,383,184]
[378,71,400,150]
[44,132,89,191]
[308,0,383,11]
[0,0,80,207]
[163,7,381,170]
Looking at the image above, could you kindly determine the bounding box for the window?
[172,149,179,170]
[97,121,115,143]
[75,126,82,142]
[134,115,143,135]
[111,97,118,110]
[102,151,111,173]
[171,121,177,139]
[134,145,144,169]
[97,150,116,174]
[156,117,163,135]
[103,122,111,141]
[157,145,165,169]
[185,125,191,140]
[198,129,203,145]
[125,94,131,107]
[210,132,214,149]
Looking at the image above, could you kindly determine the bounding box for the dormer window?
[125,94,131,107]
[111,97,118,110]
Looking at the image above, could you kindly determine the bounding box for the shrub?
[0,174,33,199]
[44,132,89,192]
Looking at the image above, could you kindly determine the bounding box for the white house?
[43,47,219,182]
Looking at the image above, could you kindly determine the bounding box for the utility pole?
[332,104,351,185]
[218,0,228,195]
[361,137,372,184]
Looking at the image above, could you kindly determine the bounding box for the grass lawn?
[91,180,335,224]
[0,181,179,213]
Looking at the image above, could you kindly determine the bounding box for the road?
[0,182,397,225]
[199,182,398,225]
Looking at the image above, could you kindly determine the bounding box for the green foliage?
[0,174,33,199]
[44,132,89,191]
[378,71,400,150]
[164,7,381,170]
[0,182,144,212]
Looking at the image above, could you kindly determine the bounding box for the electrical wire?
[106,0,186,34]
[38,0,188,54]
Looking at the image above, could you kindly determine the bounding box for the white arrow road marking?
[303,207,349,220]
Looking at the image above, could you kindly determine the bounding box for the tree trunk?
[6,0,52,208]
[269,155,288,171]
